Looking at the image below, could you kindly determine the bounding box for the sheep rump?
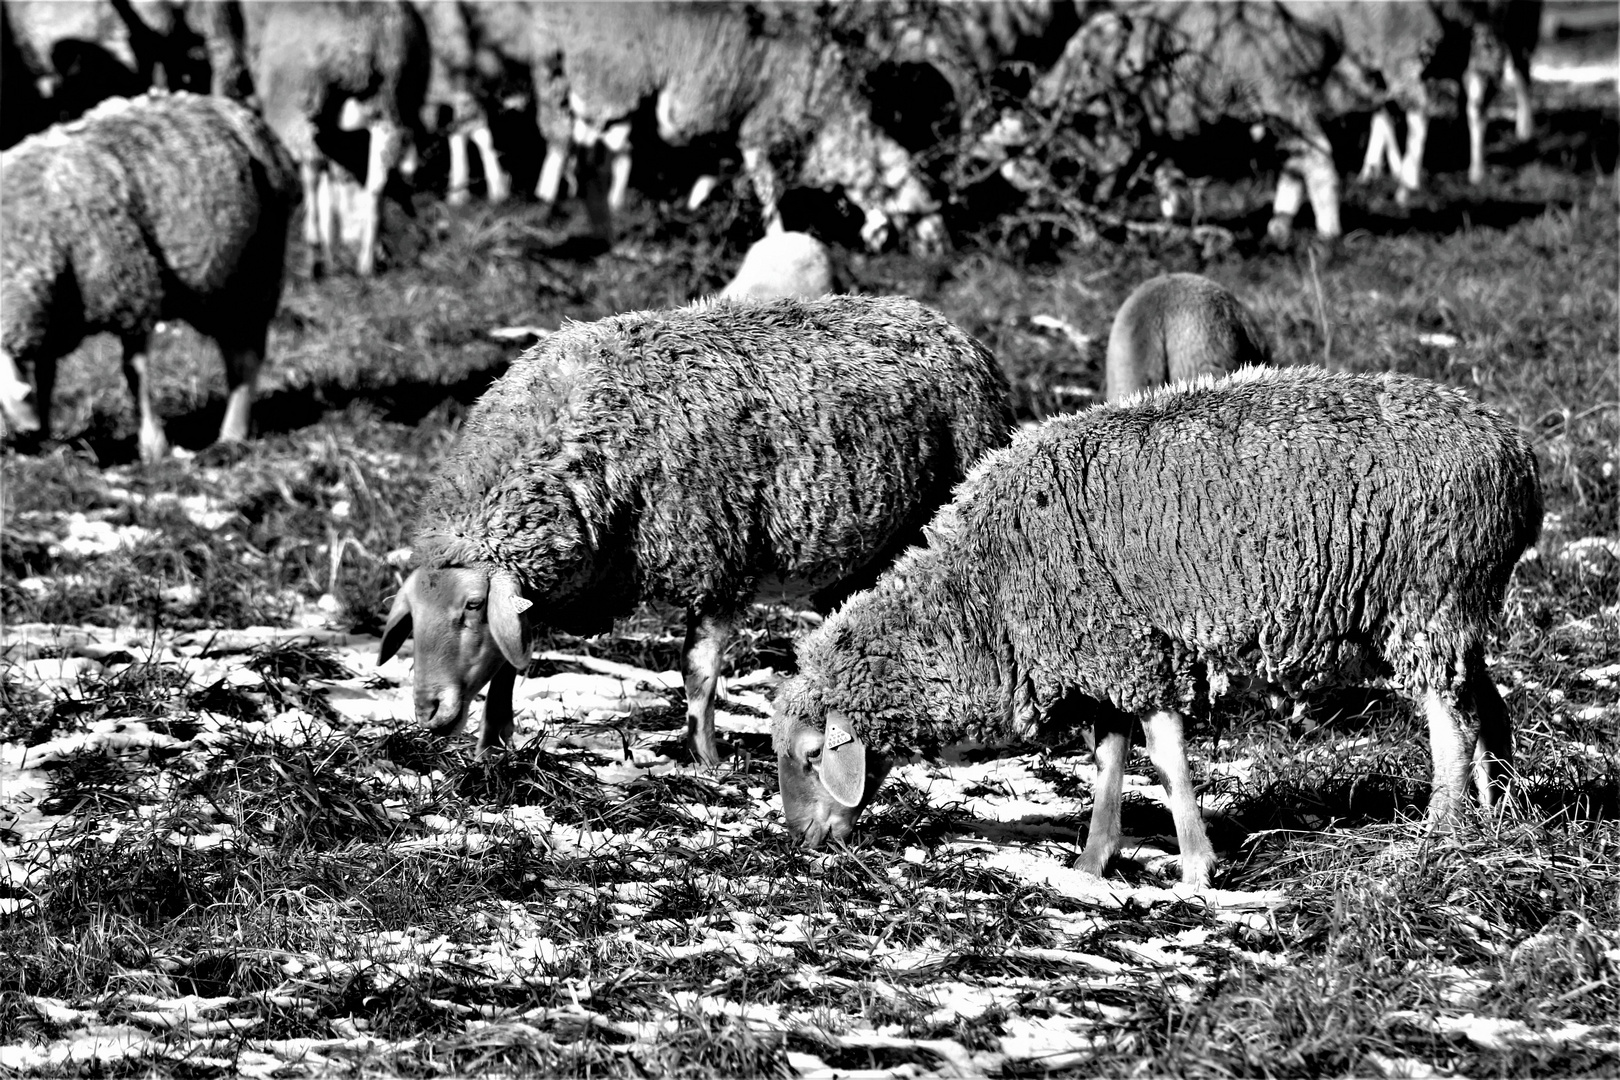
[392,294,1014,763]
[1104,272,1270,401]
[775,365,1542,884]
[0,89,300,460]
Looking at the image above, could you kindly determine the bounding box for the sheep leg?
[1143,709,1215,889]
[743,146,786,235]
[685,173,719,211]
[1508,58,1534,141]
[1423,684,1478,826]
[477,662,518,754]
[214,327,266,446]
[301,159,333,277]
[577,141,615,244]
[1467,648,1513,810]
[447,128,471,206]
[681,612,732,767]
[357,122,403,277]
[1465,67,1491,185]
[536,141,569,206]
[3,350,53,443]
[471,124,508,203]
[1078,707,1131,878]
[121,333,169,463]
[1266,168,1305,245]
[1396,104,1429,204]
[1359,109,1401,181]
[600,119,633,213]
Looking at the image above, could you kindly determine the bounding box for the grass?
[1,78,1617,1077]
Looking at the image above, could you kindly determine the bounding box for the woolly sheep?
[379,295,1014,765]
[716,232,837,303]
[1104,272,1270,402]
[774,366,1542,888]
[252,0,428,277]
[0,90,300,461]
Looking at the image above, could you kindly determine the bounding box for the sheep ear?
[487,570,533,670]
[378,572,415,664]
[816,712,867,808]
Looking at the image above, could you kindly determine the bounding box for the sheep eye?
[464,599,486,612]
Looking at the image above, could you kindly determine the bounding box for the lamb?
[251,0,429,277]
[1104,273,1270,402]
[773,366,1542,888]
[379,295,1014,764]
[716,231,837,303]
[0,90,300,461]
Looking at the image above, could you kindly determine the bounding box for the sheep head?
[773,692,890,847]
[378,566,529,743]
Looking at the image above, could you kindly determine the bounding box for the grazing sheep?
[717,231,837,302]
[774,366,1542,888]
[412,0,507,206]
[379,295,1014,764]
[252,0,429,277]
[0,91,300,461]
[1104,272,1270,402]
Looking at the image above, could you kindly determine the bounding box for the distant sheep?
[717,232,837,302]
[380,295,1014,764]
[0,91,300,461]
[774,367,1542,887]
[252,0,429,276]
[412,0,507,206]
[1105,273,1270,402]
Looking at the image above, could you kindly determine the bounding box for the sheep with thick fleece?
[774,366,1542,887]
[380,295,1014,764]
[0,90,299,461]
[717,232,837,303]
[1105,272,1270,402]
[252,0,428,277]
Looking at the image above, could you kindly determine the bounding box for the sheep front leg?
[600,119,633,213]
[1465,67,1491,185]
[682,612,733,767]
[1358,109,1402,182]
[535,141,569,206]
[121,332,169,463]
[742,146,786,235]
[471,124,509,203]
[215,327,266,446]
[1078,708,1131,878]
[357,121,404,277]
[1423,683,1479,826]
[447,128,471,206]
[1143,709,1216,889]
[301,159,334,277]
[1396,103,1429,204]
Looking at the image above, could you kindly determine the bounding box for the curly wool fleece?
[777,365,1543,756]
[413,294,1015,632]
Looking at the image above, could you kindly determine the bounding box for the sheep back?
[1,90,300,362]
[783,366,1542,754]
[1105,272,1270,401]
[414,295,1014,631]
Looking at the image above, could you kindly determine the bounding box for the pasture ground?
[2,77,1618,1077]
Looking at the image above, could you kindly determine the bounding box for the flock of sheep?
[0,1,1549,888]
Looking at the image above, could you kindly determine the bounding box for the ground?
[1,60,1617,1079]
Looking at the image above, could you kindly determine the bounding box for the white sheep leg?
[447,128,471,206]
[601,119,633,212]
[536,142,569,206]
[1359,110,1403,181]
[1467,650,1513,810]
[301,159,335,276]
[1267,169,1305,245]
[121,333,170,463]
[1423,685,1477,826]
[1143,709,1215,888]
[1396,105,1429,203]
[685,173,719,211]
[215,330,265,446]
[1465,68,1490,185]
[682,613,733,767]
[1078,714,1130,878]
[357,122,404,276]
[1509,59,1534,140]
[471,124,508,203]
[1,348,50,441]
[743,146,785,235]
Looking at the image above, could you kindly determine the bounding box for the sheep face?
[0,348,43,438]
[774,699,891,847]
[378,566,508,737]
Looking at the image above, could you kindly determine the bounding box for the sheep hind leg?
[682,612,733,767]
[1466,647,1513,811]
[1423,682,1478,829]
[356,121,403,277]
[1078,706,1131,879]
[471,124,508,204]
[447,128,471,207]
[121,333,169,463]
[1143,709,1216,889]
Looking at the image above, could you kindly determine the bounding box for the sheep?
[716,231,837,303]
[0,90,300,461]
[1104,273,1270,402]
[412,0,508,207]
[379,294,1015,765]
[251,0,429,277]
[773,366,1543,888]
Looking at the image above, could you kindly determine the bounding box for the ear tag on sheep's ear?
[817,714,867,808]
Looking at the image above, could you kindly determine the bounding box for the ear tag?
[509,596,533,615]
[817,714,867,808]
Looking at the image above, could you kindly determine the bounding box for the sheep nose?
[417,688,464,734]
